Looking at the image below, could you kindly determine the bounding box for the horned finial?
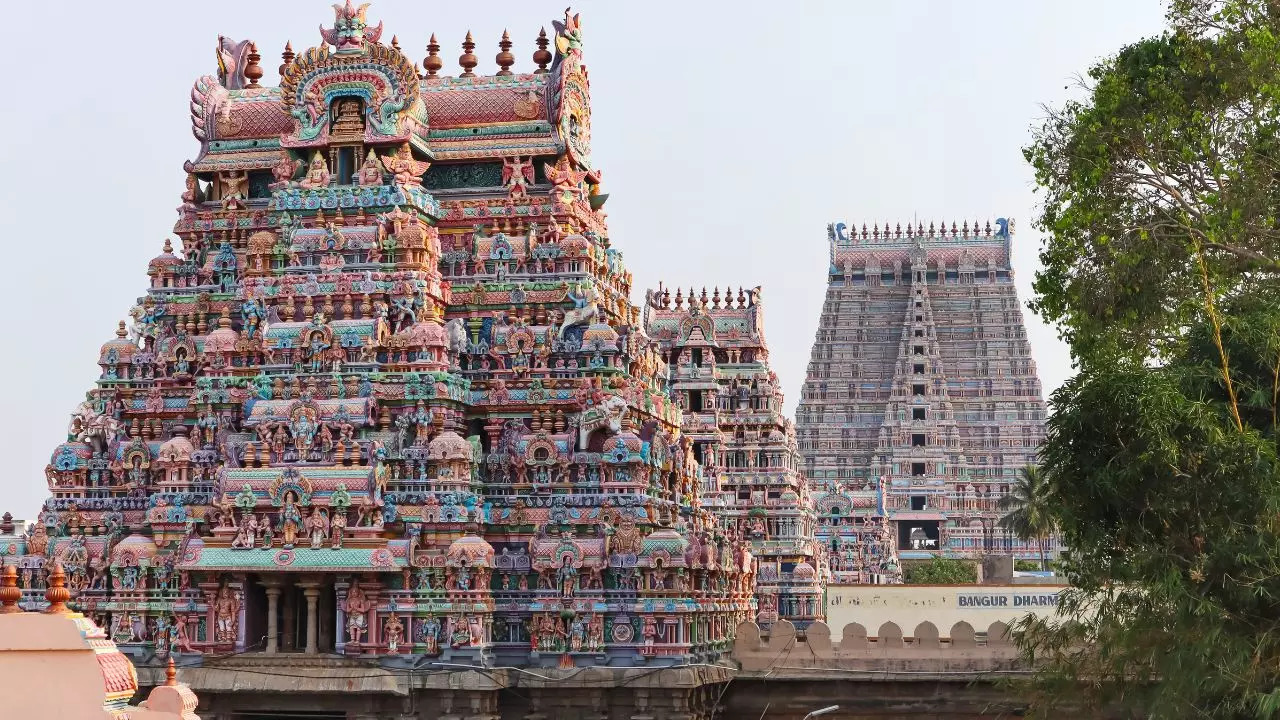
[424,34,442,77]
[44,562,71,614]
[244,43,263,88]
[496,30,515,76]
[280,41,295,78]
[320,1,382,52]
[534,28,552,73]
[459,31,478,77]
[0,564,19,614]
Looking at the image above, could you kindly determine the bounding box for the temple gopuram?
[643,286,824,629]
[6,4,759,717]
[796,220,1049,575]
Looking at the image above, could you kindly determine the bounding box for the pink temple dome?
[401,319,447,348]
[428,431,472,461]
[446,533,494,567]
[147,238,182,274]
[99,322,138,364]
[158,426,195,463]
[111,534,159,565]
[204,312,240,353]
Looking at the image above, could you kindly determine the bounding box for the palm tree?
[998,465,1056,571]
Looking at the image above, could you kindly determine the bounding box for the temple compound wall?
[796,220,1053,574]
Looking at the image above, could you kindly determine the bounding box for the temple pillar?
[301,584,320,654]
[264,583,282,654]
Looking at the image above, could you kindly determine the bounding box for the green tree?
[998,465,1056,571]
[1023,1,1280,717]
[903,556,977,584]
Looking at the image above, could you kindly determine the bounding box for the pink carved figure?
[380,144,430,186]
[299,151,332,189]
[356,149,384,186]
[502,156,534,198]
[270,152,301,189]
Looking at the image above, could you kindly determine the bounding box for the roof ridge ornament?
[320,0,384,55]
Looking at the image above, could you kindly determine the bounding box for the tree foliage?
[999,465,1057,570]
[1024,1,1280,717]
[903,556,977,585]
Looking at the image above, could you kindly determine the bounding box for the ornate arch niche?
[278,37,427,183]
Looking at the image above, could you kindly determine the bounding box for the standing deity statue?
[279,492,303,548]
[502,155,534,198]
[420,615,441,655]
[306,507,329,549]
[384,613,404,653]
[214,585,239,643]
[329,508,347,549]
[344,583,372,645]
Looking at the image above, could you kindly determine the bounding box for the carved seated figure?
[356,149,383,186]
[299,151,332,190]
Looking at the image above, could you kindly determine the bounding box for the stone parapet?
[731,619,1022,674]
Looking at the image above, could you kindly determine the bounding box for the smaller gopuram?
[643,286,823,628]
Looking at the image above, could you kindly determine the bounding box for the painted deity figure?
[299,151,332,189]
[380,144,429,185]
[420,615,441,655]
[270,152,300,189]
[221,170,247,209]
[343,583,371,645]
[642,616,657,651]
[279,492,303,548]
[292,409,318,454]
[214,585,239,644]
[557,556,577,598]
[502,155,534,198]
[558,282,598,340]
[306,507,329,549]
[356,149,383,186]
[241,299,266,340]
[306,330,330,373]
[384,613,403,653]
[330,508,347,549]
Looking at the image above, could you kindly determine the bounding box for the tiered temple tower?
[5,5,756,717]
[796,220,1048,574]
[643,286,823,628]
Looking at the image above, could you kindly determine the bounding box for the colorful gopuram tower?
[643,286,822,629]
[796,220,1048,575]
[8,5,756,716]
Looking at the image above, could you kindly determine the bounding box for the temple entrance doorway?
[249,576,336,654]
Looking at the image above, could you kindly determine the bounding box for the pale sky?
[0,1,1168,520]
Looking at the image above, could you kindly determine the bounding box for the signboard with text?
[825,584,1069,635]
